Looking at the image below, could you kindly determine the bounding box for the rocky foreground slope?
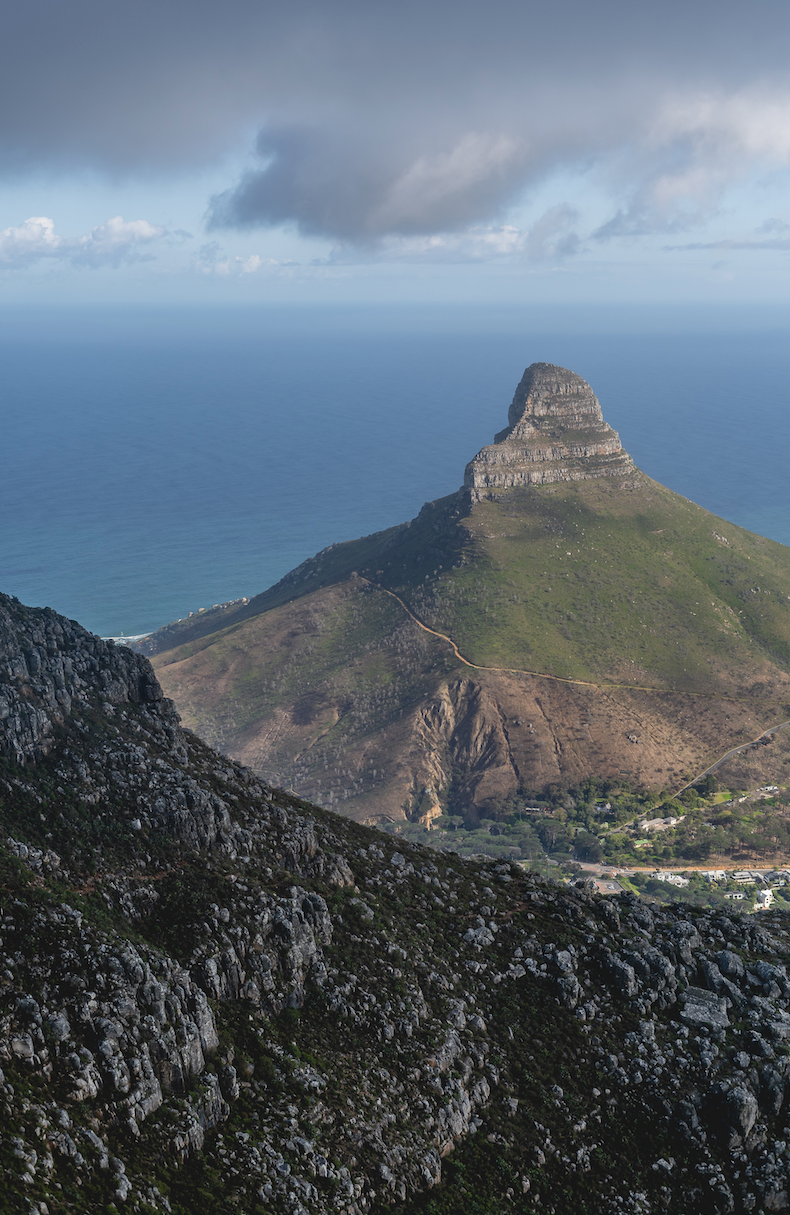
[5,595,790,1213]
[140,364,790,825]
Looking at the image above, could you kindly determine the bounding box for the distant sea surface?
[2,303,789,638]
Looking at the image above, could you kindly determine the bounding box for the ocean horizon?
[2,302,789,639]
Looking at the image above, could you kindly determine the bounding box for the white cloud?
[194,242,294,275]
[0,216,63,266]
[523,206,581,261]
[0,214,170,270]
[654,89,790,165]
[70,215,167,267]
[594,88,790,240]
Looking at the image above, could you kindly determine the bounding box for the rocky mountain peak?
[505,362,606,431]
[465,361,634,494]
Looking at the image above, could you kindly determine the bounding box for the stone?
[219,1063,240,1102]
[558,973,582,1009]
[464,363,634,495]
[680,986,730,1031]
[716,950,745,981]
[609,957,638,999]
[722,1084,759,1147]
[46,1012,71,1042]
[699,958,743,1007]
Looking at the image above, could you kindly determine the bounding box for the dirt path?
[360,577,790,796]
[674,721,790,794]
[361,577,609,690]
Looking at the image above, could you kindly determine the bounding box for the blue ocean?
[1,303,789,639]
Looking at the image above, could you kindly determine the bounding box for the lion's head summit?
[139,362,790,827]
[465,363,634,494]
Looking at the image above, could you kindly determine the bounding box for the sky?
[2,0,790,305]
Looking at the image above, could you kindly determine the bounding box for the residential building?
[650,871,689,888]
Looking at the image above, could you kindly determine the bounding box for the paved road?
[576,861,790,878]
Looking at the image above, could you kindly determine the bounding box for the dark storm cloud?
[3,0,790,242]
[208,126,537,241]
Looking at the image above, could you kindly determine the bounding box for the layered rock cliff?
[464,363,634,495]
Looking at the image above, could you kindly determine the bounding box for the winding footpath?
[359,576,790,796]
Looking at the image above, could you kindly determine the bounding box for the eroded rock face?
[0,594,175,763]
[408,678,520,821]
[464,362,634,494]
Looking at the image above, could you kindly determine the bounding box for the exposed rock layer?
[465,363,634,494]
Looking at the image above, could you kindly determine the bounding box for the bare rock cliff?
[0,594,172,764]
[464,362,634,494]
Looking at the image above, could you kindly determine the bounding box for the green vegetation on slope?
[149,470,790,821]
[158,469,790,715]
[391,478,790,692]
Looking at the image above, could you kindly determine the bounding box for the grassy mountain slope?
[151,469,790,824]
[133,515,438,660]
[408,476,790,690]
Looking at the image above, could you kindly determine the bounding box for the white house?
[650,871,689,888]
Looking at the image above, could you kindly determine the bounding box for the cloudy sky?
[2,0,790,303]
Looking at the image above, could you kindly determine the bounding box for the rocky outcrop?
[0,900,219,1128]
[7,587,790,1212]
[407,677,520,821]
[464,362,634,494]
[0,593,174,763]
